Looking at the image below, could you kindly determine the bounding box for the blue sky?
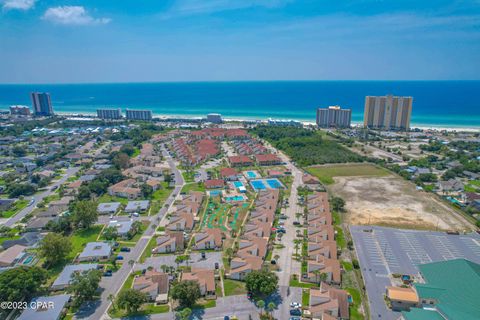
[1,0,479,83]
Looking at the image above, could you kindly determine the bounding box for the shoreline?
[52,110,480,132]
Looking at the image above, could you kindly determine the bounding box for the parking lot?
[350,226,480,320]
[134,251,223,271]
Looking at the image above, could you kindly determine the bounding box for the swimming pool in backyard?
[243,170,261,179]
[225,195,246,202]
[233,181,247,193]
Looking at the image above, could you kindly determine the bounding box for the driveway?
[135,252,223,271]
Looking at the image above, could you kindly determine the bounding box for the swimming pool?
[250,180,267,191]
[247,171,257,178]
[209,190,223,197]
[225,195,246,202]
[266,179,283,189]
[250,178,284,191]
[233,181,244,188]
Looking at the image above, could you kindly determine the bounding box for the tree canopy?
[245,269,279,297]
[171,280,201,307]
[117,289,147,314]
[68,269,103,306]
[0,266,47,305]
[38,233,72,267]
[71,200,98,229]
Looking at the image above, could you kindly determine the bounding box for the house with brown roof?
[308,225,335,241]
[193,229,223,250]
[228,256,263,281]
[386,286,419,311]
[108,179,142,200]
[0,244,27,267]
[220,167,239,181]
[153,232,184,254]
[228,155,253,167]
[181,268,216,296]
[204,179,225,189]
[133,270,169,303]
[243,220,271,238]
[309,283,349,320]
[308,240,338,260]
[237,237,268,259]
[306,256,341,284]
[167,212,194,231]
[254,154,282,166]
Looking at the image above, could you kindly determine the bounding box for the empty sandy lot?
[329,175,473,231]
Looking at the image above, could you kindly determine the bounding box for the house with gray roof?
[1,232,42,250]
[51,264,98,290]
[17,294,71,320]
[125,200,150,213]
[77,242,112,262]
[97,202,121,215]
[108,220,134,238]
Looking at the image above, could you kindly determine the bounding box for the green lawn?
[1,199,28,218]
[0,235,21,246]
[181,182,206,193]
[68,225,103,261]
[335,226,346,249]
[306,163,389,185]
[223,279,247,296]
[97,194,128,205]
[341,261,353,272]
[152,183,173,202]
[346,287,364,320]
[289,277,316,289]
[109,303,169,318]
[302,289,310,306]
[140,236,157,263]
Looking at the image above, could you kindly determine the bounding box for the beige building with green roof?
[402,258,480,320]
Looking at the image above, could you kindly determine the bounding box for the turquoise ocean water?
[0,81,479,128]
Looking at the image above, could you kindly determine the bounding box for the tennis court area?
[250,178,285,191]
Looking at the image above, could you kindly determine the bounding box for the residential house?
[17,294,71,320]
[133,270,169,303]
[386,286,419,311]
[108,179,142,200]
[205,179,225,189]
[220,167,239,181]
[193,229,223,250]
[51,264,98,291]
[308,283,349,320]
[153,232,184,253]
[77,242,112,262]
[228,256,263,280]
[254,154,282,166]
[125,200,150,213]
[181,268,216,296]
[228,155,253,167]
[0,244,27,267]
[97,202,121,215]
[107,220,134,238]
[306,256,341,284]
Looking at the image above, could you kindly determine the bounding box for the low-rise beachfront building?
[219,167,239,181]
[386,286,419,311]
[308,283,349,320]
[204,179,225,189]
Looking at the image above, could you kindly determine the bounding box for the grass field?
[68,225,103,261]
[346,287,364,320]
[223,279,247,296]
[306,163,389,185]
[1,199,28,218]
[97,194,128,205]
[181,182,206,193]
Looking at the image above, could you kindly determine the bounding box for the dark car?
[289,309,302,316]
[116,255,124,260]
[201,252,206,259]
[215,262,219,269]
[224,317,230,320]
[120,247,131,252]
[277,229,286,234]
[103,270,113,277]
[293,221,301,225]
[271,260,277,265]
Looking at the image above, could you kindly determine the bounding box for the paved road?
[81,145,184,320]
[4,166,80,227]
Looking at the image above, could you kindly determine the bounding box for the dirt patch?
[329,175,473,231]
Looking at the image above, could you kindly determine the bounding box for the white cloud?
[42,6,111,26]
[2,0,36,11]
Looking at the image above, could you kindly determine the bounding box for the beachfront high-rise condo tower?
[97,108,122,119]
[206,113,223,123]
[364,95,413,130]
[316,105,352,128]
[30,92,54,116]
[125,109,153,121]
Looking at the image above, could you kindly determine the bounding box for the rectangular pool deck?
[250,178,285,191]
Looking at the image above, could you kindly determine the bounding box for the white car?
[290,302,302,309]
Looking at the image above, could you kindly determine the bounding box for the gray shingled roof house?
[17,294,71,320]
[125,200,150,213]
[97,202,121,215]
[77,242,112,262]
[51,264,98,290]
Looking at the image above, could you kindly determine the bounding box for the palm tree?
[257,300,265,315]
[294,239,301,257]
[267,302,276,316]
[128,259,135,268]
[295,212,301,222]
[160,264,168,273]
[107,293,115,311]
[225,248,234,263]
[312,269,321,286]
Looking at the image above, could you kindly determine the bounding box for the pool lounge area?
[250,178,285,191]
[208,190,224,197]
[225,195,246,202]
